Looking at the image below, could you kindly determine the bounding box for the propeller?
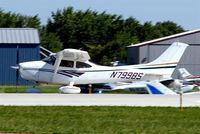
[11,65,20,86]
[11,65,19,69]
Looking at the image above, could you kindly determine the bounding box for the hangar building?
[127,29,200,78]
[0,28,40,85]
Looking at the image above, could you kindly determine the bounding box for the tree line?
[0,7,185,65]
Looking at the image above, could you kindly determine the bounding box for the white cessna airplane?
[15,42,188,93]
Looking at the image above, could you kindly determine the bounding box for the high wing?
[56,49,90,61]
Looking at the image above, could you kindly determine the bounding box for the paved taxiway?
[1,93,200,106]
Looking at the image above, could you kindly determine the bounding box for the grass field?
[0,85,134,94]
[0,85,59,93]
[0,106,200,134]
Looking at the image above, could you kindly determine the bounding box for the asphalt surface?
[1,93,200,107]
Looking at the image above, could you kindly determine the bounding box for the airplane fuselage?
[19,60,162,85]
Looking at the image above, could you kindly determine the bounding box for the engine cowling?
[59,86,81,94]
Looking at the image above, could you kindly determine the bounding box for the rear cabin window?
[60,60,74,68]
[76,61,92,68]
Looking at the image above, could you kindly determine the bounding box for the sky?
[0,0,199,30]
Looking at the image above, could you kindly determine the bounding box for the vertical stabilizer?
[148,42,188,65]
[142,42,189,78]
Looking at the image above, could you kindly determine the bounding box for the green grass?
[0,85,136,94]
[0,106,200,134]
[0,85,59,93]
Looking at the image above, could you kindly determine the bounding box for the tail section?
[178,68,191,79]
[143,42,189,78]
[148,42,188,65]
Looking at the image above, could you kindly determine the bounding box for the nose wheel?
[58,82,81,94]
[59,86,81,93]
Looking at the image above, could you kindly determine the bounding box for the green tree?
[40,31,63,52]
[45,7,185,65]
[154,21,184,37]
[0,9,40,28]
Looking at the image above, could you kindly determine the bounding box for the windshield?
[42,55,56,65]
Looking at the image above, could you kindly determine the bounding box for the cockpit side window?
[60,60,74,68]
[42,55,56,65]
[76,61,91,68]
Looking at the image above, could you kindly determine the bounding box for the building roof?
[0,28,40,44]
[127,29,200,47]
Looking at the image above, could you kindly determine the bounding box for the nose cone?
[19,62,31,70]
[19,61,42,81]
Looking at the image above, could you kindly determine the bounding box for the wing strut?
[51,52,63,82]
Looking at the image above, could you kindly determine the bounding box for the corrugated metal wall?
[0,44,40,85]
[0,28,40,85]
[127,47,139,64]
[142,44,169,64]
[0,44,17,85]
[139,45,149,63]
[175,45,200,78]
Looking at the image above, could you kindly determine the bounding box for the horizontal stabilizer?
[112,81,176,95]
[146,81,176,94]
